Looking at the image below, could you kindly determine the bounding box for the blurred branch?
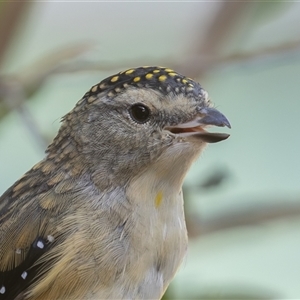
[175,39,300,78]
[0,43,94,118]
[193,2,251,57]
[18,43,94,98]
[0,2,31,66]
[186,198,300,238]
[0,44,93,149]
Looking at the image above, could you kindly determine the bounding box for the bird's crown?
[83,66,205,102]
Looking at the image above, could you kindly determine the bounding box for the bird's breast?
[120,170,188,299]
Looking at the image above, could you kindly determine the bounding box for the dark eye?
[129,103,150,124]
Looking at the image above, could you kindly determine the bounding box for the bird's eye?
[129,104,150,124]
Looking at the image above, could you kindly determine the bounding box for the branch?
[186,198,300,238]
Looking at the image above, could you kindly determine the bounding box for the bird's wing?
[0,162,75,300]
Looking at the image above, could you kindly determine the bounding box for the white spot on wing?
[21,271,27,280]
[47,235,54,242]
[0,286,5,294]
[37,240,44,249]
[15,248,21,254]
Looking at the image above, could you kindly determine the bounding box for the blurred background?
[1,1,300,299]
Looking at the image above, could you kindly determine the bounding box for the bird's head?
[47,67,230,190]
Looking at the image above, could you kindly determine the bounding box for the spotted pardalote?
[0,66,230,299]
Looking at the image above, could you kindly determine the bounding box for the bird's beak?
[165,107,231,143]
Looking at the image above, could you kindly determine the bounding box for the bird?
[0,66,230,300]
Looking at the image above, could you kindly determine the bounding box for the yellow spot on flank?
[153,69,160,73]
[111,76,119,82]
[125,69,134,75]
[165,68,174,72]
[133,76,140,82]
[145,73,153,80]
[155,191,163,208]
[159,75,167,82]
